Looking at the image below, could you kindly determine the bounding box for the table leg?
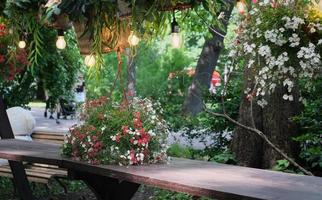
[70,170,140,200]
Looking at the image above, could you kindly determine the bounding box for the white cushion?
[6,107,36,136]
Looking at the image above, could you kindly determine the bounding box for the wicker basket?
[73,21,131,55]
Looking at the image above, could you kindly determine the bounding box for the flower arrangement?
[227,0,321,107]
[62,97,169,165]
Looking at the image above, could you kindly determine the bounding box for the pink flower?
[271,1,278,8]
[252,0,257,3]
[130,150,137,164]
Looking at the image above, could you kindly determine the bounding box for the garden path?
[30,107,214,149]
[31,107,77,134]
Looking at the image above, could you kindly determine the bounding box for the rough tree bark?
[182,0,234,116]
[230,67,264,167]
[126,50,136,99]
[231,67,302,168]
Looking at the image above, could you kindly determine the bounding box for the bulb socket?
[57,29,65,36]
[171,20,180,34]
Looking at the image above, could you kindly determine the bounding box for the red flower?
[122,126,129,135]
[0,24,6,37]
[115,134,121,143]
[0,54,5,63]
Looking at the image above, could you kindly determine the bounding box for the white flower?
[279,28,285,32]
[257,99,268,108]
[318,39,322,46]
[218,12,225,20]
[247,59,255,68]
[256,18,262,25]
[111,136,116,141]
[258,45,271,57]
[283,94,294,101]
[283,16,305,30]
[289,33,300,47]
[243,43,256,54]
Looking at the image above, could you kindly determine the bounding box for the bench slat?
[0,171,49,184]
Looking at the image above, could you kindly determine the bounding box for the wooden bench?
[0,132,68,193]
[0,139,322,200]
[0,98,322,200]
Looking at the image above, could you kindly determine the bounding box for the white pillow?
[6,107,36,136]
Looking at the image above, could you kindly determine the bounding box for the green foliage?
[210,151,236,164]
[272,159,304,174]
[136,43,194,128]
[39,29,82,103]
[0,70,36,108]
[272,159,291,171]
[85,52,127,100]
[153,190,192,200]
[167,143,193,158]
[293,78,322,170]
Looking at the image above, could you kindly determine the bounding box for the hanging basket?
[73,21,131,55]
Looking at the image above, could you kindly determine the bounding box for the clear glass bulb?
[171,33,181,48]
[56,36,66,49]
[128,32,140,46]
[18,40,26,49]
[84,55,96,67]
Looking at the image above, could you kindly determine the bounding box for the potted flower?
[62,97,169,165]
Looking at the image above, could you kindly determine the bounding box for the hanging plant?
[0,21,29,81]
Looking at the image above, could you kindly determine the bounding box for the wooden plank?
[0,171,49,184]
[0,139,322,200]
[0,139,62,166]
[0,165,66,177]
[64,158,322,200]
[32,133,65,141]
[33,138,64,145]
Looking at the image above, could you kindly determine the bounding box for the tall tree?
[183,0,234,115]
[231,68,302,168]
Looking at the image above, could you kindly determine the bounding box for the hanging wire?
[194,9,226,38]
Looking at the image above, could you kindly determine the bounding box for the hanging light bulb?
[236,1,246,15]
[56,29,66,50]
[84,55,96,67]
[18,40,26,49]
[128,31,140,46]
[171,12,181,48]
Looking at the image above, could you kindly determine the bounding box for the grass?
[28,101,46,108]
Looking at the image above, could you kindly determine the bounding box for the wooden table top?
[0,139,322,200]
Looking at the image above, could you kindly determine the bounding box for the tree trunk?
[230,67,264,167]
[182,37,222,115]
[182,0,234,116]
[261,84,301,168]
[36,80,46,101]
[126,51,136,99]
[231,67,302,168]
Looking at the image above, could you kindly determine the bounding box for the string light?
[128,31,140,46]
[56,29,66,50]
[84,55,96,67]
[18,40,26,49]
[171,12,181,48]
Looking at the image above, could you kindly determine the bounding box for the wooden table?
[0,139,322,200]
